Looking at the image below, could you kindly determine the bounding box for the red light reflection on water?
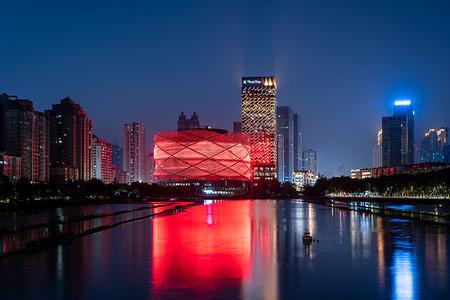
[151,200,252,296]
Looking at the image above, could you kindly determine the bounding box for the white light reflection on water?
[392,237,417,300]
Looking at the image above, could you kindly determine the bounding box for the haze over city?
[1,0,450,175]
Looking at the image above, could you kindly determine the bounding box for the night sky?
[1,0,450,176]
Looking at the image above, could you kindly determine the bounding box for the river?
[0,199,449,299]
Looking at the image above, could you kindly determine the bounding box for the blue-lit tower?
[382,100,415,167]
[393,100,414,164]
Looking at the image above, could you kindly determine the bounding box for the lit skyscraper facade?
[382,116,408,167]
[372,129,382,168]
[123,122,146,183]
[302,149,318,175]
[46,97,93,182]
[381,100,414,167]
[276,106,294,182]
[241,76,277,182]
[92,135,112,184]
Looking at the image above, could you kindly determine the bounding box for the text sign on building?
[243,79,262,85]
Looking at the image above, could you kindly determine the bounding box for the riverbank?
[303,196,450,226]
[304,195,450,204]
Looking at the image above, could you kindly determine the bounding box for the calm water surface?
[0,200,449,299]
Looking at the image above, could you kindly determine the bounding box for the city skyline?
[1,1,450,174]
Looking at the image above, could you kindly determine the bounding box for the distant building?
[1,94,49,183]
[92,135,113,184]
[233,121,242,133]
[277,106,294,182]
[337,163,347,177]
[241,76,277,182]
[443,145,450,164]
[302,149,318,175]
[292,170,317,191]
[46,97,93,182]
[111,142,123,170]
[372,130,382,168]
[123,122,146,183]
[111,165,127,184]
[293,113,302,171]
[0,152,22,182]
[145,152,154,184]
[351,162,450,179]
[420,128,448,163]
[178,112,200,131]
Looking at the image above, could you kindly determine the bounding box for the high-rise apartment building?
[241,76,277,182]
[1,93,48,183]
[177,112,200,131]
[302,149,318,175]
[145,152,155,184]
[277,106,294,182]
[123,122,146,183]
[46,97,93,182]
[111,142,123,170]
[420,128,448,163]
[372,129,382,168]
[92,135,112,184]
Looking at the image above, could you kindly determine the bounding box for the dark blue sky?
[1,0,450,175]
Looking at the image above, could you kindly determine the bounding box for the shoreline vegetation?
[2,167,450,214]
[304,168,450,201]
[0,175,299,213]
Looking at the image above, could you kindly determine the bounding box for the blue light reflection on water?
[391,229,417,300]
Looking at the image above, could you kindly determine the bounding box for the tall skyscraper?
[123,122,146,183]
[177,112,200,131]
[381,100,414,167]
[241,76,277,182]
[302,149,318,175]
[420,127,448,163]
[293,113,302,171]
[372,129,382,168]
[92,135,113,184]
[394,100,415,163]
[111,142,123,170]
[46,97,93,182]
[277,106,294,182]
[382,115,408,167]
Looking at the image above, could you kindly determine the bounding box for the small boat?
[302,227,313,243]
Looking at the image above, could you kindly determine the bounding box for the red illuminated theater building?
[154,128,252,195]
[241,77,277,182]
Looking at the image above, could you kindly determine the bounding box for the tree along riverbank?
[0,175,299,213]
[304,168,450,199]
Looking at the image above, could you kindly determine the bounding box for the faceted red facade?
[154,130,251,182]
